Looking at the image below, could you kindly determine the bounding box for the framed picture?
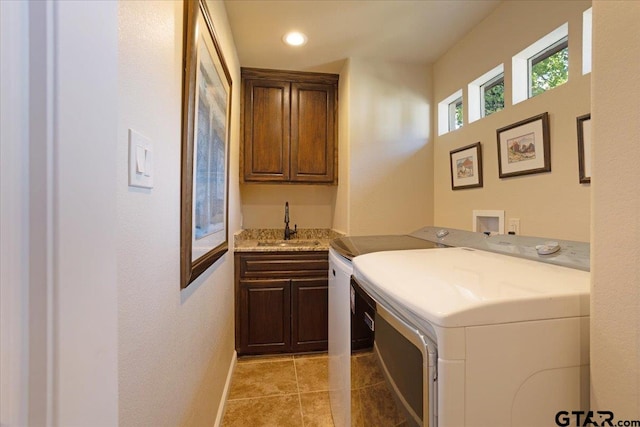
[576,113,591,184]
[496,112,550,178]
[450,142,483,190]
[180,0,232,289]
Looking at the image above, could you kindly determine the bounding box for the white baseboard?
[214,350,237,427]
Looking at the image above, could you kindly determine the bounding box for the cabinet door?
[243,79,290,182]
[290,82,336,183]
[291,277,328,352]
[238,279,291,355]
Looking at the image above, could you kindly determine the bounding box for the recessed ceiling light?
[283,31,308,47]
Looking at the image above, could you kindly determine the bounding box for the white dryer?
[352,244,590,427]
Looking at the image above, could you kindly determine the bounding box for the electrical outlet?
[508,218,520,235]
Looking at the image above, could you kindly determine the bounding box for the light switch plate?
[128,129,153,189]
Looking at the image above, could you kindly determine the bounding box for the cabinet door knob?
[332,269,336,276]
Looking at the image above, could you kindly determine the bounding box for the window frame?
[512,23,568,105]
[437,89,463,135]
[528,36,569,98]
[448,97,463,131]
[480,73,504,118]
[467,64,504,124]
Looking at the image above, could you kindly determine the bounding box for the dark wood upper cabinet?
[242,79,290,181]
[241,68,338,184]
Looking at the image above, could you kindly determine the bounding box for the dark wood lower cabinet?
[291,278,329,352]
[235,251,329,355]
[238,279,291,354]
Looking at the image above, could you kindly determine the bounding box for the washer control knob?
[536,241,560,255]
[436,229,449,238]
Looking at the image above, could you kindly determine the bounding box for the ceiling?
[223,0,502,73]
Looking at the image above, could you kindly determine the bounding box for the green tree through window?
[448,97,463,131]
[455,100,463,128]
[483,77,504,117]
[530,39,568,97]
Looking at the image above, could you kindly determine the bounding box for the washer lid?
[352,247,590,328]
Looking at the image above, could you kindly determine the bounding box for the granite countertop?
[234,228,343,252]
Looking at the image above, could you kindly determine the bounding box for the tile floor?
[221,351,407,427]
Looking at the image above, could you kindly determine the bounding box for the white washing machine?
[328,227,489,426]
[352,243,590,427]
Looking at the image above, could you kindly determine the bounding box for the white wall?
[54,2,120,424]
[2,2,121,425]
[117,1,241,426]
[433,0,591,241]
[1,1,30,425]
[590,0,640,417]
[341,59,434,235]
[332,59,352,234]
[240,184,336,229]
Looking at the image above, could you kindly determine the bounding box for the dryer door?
[375,303,438,427]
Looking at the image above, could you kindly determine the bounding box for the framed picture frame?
[450,142,483,190]
[496,112,550,178]
[576,113,591,184]
[180,0,232,289]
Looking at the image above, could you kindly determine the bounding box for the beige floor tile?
[358,382,407,427]
[350,388,364,427]
[295,356,329,393]
[351,351,385,389]
[228,360,298,399]
[224,353,340,426]
[299,391,334,427]
[221,394,303,427]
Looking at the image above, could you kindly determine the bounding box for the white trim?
[0,1,30,425]
[438,89,463,136]
[214,352,237,427]
[512,23,569,105]
[582,8,592,75]
[53,1,119,424]
[468,64,504,123]
[27,2,57,424]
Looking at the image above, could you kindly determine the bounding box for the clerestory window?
[448,97,463,131]
[529,36,569,98]
[481,73,504,117]
[512,23,568,105]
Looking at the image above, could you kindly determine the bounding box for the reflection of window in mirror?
[582,7,592,75]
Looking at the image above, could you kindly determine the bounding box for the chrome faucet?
[284,201,297,240]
